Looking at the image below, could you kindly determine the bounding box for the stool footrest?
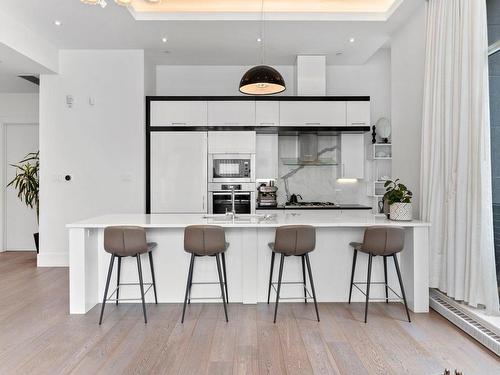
[271,281,313,299]
[352,282,403,300]
[107,283,153,302]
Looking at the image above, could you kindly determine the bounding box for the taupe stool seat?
[267,225,320,323]
[348,226,411,323]
[99,226,158,325]
[182,225,229,323]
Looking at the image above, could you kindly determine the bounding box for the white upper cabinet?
[279,101,346,126]
[208,131,256,154]
[255,101,280,126]
[207,101,256,126]
[150,101,207,126]
[256,134,279,179]
[340,134,365,179]
[346,101,370,126]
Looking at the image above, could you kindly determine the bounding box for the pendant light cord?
[259,0,265,65]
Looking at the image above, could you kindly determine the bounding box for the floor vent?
[430,289,500,356]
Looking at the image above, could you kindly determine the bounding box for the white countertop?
[67,212,430,229]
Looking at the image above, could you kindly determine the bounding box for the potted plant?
[383,178,413,221]
[7,151,39,252]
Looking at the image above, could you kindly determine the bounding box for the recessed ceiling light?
[336,52,343,56]
[162,37,167,43]
[349,37,355,43]
[54,20,62,26]
[257,38,262,42]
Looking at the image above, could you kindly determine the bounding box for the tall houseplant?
[7,151,40,252]
[383,178,413,221]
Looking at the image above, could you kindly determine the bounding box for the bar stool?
[182,225,229,323]
[348,226,411,323]
[267,225,320,323]
[99,226,158,325]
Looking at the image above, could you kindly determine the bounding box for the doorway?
[3,123,39,251]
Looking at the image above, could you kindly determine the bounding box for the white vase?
[389,203,412,221]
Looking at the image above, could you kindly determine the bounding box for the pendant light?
[239,0,286,95]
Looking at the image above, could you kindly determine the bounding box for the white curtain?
[420,0,500,314]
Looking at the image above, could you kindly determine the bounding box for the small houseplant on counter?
[383,178,413,221]
[7,151,39,252]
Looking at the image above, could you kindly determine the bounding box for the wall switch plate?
[66,95,74,108]
[89,97,95,106]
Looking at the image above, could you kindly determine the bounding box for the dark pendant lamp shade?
[239,65,286,95]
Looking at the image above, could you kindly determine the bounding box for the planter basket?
[390,203,412,221]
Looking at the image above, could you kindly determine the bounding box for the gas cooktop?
[285,201,338,208]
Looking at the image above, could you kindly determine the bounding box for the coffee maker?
[257,180,278,208]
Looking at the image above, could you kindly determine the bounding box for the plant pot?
[389,203,412,221]
[33,233,39,254]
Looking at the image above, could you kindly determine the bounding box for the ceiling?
[0,0,423,67]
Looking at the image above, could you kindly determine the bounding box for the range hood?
[280,133,338,166]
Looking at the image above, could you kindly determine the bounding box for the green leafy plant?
[384,178,412,205]
[7,151,39,222]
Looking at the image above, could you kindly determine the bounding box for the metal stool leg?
[148,252,158,304]
[182,254,195,323]
[99,254,115,325]
[364,254,373,323]
[216,254,229,323]
[116,256,121,306]
[267,252,275,304]
[221,252,229,303]
[383,256,388,304]
[273,254,285,324]
[393,254,411,323]
[188,256,195,304]
[136,254,147,324]
[348,249,357,304]
[305,254,320,322]
[302,255,307,304]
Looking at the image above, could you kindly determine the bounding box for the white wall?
[391,3,427,218]
[156,65,296,96]
[39,50,145,266]
[0,93,39,252]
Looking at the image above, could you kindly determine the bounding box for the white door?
[207,101,255,126]
[4,124,39,251]
[340,134,365,179]
[279,101,346,126]
[150,132,208,213]
[346,101,371,126]
[150,101,207,126]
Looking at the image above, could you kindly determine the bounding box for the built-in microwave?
[208,153,255,183]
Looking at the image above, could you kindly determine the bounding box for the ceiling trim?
[128,0,403,21]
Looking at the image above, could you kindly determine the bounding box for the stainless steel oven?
[208,154,255,183]
[208,183,256,214]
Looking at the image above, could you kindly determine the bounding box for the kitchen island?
[67,211,430,315]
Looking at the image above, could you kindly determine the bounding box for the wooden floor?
[0,252,498,375]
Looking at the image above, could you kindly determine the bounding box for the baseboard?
[37,252,69,267]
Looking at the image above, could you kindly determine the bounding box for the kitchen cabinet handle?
[224,122,239,125]
[171,122,187,125]
[202,195,205,210]
[305,122,321,125]
[259,122,275,125]
[351,122,366,125]
[342,164,345,178]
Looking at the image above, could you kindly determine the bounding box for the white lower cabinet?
[150,132,208,213]
[340,134,365,179]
